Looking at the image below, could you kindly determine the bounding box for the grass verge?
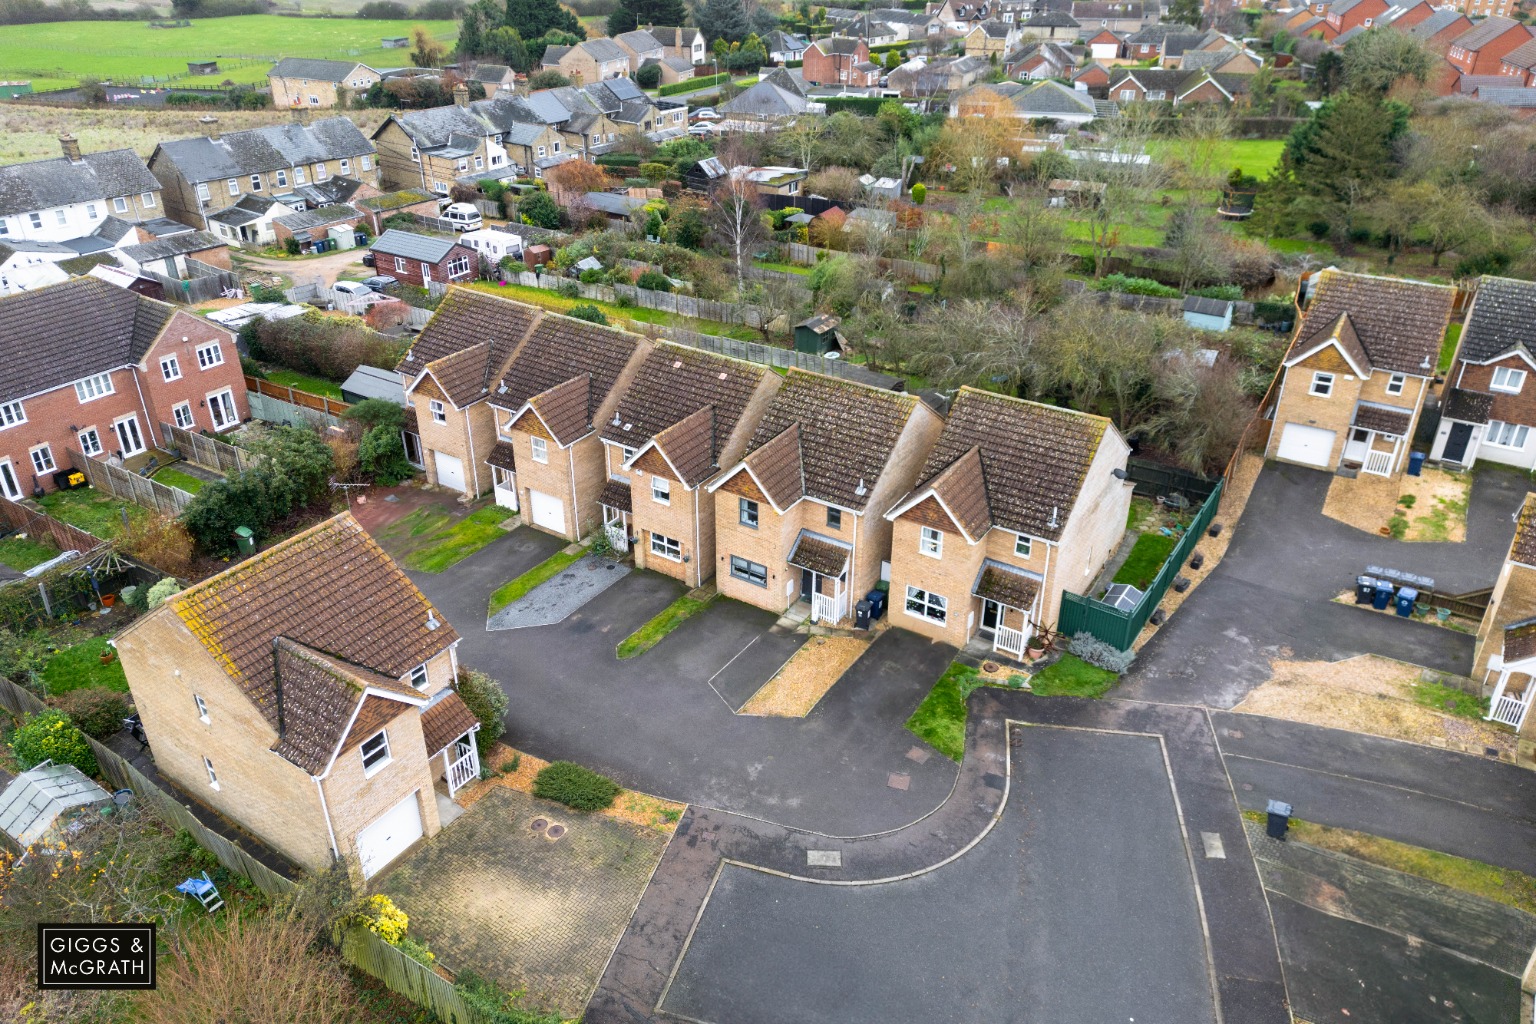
[43,637,129,694]
[259,368,345,400]
[38,487,148,540]
[905,662,983,762]
[467,281,760,342]
[150,465,206,495]
[395,506,510,573]
[1411,679,1489,720]
[1112,531,1177,590]
[616,592,714,659]
[487,547,584,616]
[1028,654,1118,698]
[1439,323,1463,375]
[0,534,59,571]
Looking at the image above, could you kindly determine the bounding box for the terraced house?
[1265,270,1454,478]
[884,388,1132,659]
[0,276,247,498]
[372,91,567,194]
[710,370,943,626]
[116,513,483,881]
[148,117,378,232]
[0,136,162,244]
[1433,276,1536,470]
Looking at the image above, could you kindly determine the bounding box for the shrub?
[1190,284,1243,301]
[1096,273,1182,298]
[395,937,436,967]
[354,894,408,944]
[10,709,98,775]
[579,268,604,284]
[146,578,183,609]
[247,282,286,303]
[456,970,563,1024]
[634,61,661,88]
[120,515,198,579]
[660,72,727,95]
[250,313,407,383]
[456,668,508,758]
[359,424,414,485]
[910,182,926,205]
[283,237,301,255]
[1067,632,1136,674]
[517,189,562,229]
[567,303,609,325]
[51,688,130,740]
[532,760,620,811]
[635,269,672,292]
[556,280,580,298]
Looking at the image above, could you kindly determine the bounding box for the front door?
[980,599,1001,635]
[1343,428,1369,464]
[801,567,814,602]
[1443,422,1474,464]
[0,460,20,501]
[114,415,145,457]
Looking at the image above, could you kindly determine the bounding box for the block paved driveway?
[1121,463,1527,708]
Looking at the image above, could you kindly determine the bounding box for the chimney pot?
[453,82,470,106]
[59,134,82,163]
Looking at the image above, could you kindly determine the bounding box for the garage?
[434,451,466,492]
[1275,423,1336,469]
[356,791,425,879]
[529,488,567,535]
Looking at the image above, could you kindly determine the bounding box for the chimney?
[453,82,470,107]
[59,134,82,163]
[198,115,220,141]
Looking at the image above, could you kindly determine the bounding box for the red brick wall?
[138,310,249,442]
[1450,26,1534,75]
[801,41,870,85]
[1456,355,1536,426]
[371,243,478,288]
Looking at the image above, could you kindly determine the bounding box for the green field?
[1148,138,1286,178]
[0,15,457,92]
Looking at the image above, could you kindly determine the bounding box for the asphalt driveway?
[1122,463,1527,707]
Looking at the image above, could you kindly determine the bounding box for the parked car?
[691,107,719,121]
[361,275,398,291]
[441,203,483,232]
[333,281,372,298]
[361,252,376,268]
[688,123,721,137]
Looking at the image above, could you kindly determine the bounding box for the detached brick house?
[710,370,943,625]
[370,229,477,289]
[116,514,483,881]
[1432,276,1536,470]
[1472,494,1536,754]
[600,345,781,587]
[802,37,876,86]
[1446,17,1534,77]
[1265,270,1454,477]
[0,277,247,498]
[884,388,1131,659]
[1323,0,1390,35]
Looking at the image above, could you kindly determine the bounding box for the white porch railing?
[812,588,848,624]
[1364,450,1394,476]
[994,623,1027,659]
[1489,690,1532,729]
[605,521,629,553]
[447,740,478,797]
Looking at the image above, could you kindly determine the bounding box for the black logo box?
[37,923,156,990]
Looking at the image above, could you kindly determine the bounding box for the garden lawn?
[259,368,344,401]
[616,592,713,659]
[466,281,760,342]
[1028,654,1117,698]
[0,534,59,571]
[905,662,983,762]
[150,466,205,495]
[1147,138,1286,177]
[395,506,510,573]
[43,637,129,694]
[1439,323,1462,375]
[1112,531,1177,590]
[38,488,147,541]
[488,547,584,616]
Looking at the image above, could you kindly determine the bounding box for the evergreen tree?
[607,1,639,34]
[1167,0,1200,26]
[486,25,530,69]
[505,0,582,41]
[697,0,749,44]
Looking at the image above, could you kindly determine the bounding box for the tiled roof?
[814,36,866,54]
[397,289,540,382]
[268,639,418,775]
[1505,617,1536,663]
[1450,15,1527,51]
[908,387,1111,542]
[1501,36,1536,68]
[616,29,664,51]
[580,37,630,62]
[120,230,224,264]
[651,404,718,487]
[0,148,159,219]
[745,369,918,513]
[269,57,371,82]
[273,203,360,232]
[1458,276,1536,363]
[154,117,373,183]
[971,559,1041,609]
[167,514,458,734]
[527,373,595,446]
[1477,87,1536,108]
[788,530,851,576]
[927,445,993,539]
[371,228,461,264]
[600,343,768,459]
[599,479,632,513]
[495,311,641,422]
[427,342,503,409]
[1407,9,1466,37]
[1351,402,1412,435]
[1512,494,1536,568]
[420,691,479,754]
[738,424,804,509]
[1442,388,1494,424]
[1287,270,1454,376]
[0,277,174,402]
[486,440,518,471]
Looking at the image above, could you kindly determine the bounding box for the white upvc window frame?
[408,663,429,690]
[1492,366,1527,394]
[429,399,447,425]
[204,756,219,790]
[78,427,102,456]
[360,729,392,776]
[194,693,209,723]
[196,341,224,369]
[0,401,24,430]
[173,402,195,429]
[74,373,114,402]
[904,584,947,624]
[919,526,943,558]
[1386,373,1405,396]
[1309,371,1334,397]
[1486,419,1530,449]
[161,354,182,381]
[207,388,238,431]
[29,444,55,475]
[650,532,682,561]
[1015,534,1032,558]
[530,435,549,463]
[652,475,670,504]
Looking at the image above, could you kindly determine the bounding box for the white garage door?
[356,792,424,879]
[434,451,465,492]
[529,489,566,534]
[1276,423,1336,468]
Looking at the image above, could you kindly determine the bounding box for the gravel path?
[487,554,631,631]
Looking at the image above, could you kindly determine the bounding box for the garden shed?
[0,763,112,848]
[794,314,845,354]
[1182,295,1234,332]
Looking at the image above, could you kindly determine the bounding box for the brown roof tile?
[651,404,718,486]
[598,479,632,513]
[788,530,851,576]
[1512,494,1536,568]
[169,513,458,733]
[738,424,804,510]
[1443,388,1494,425]
[494,311,641,425]
[486,440,518,471]
[425,341,503,408]
[528,373,595,446]
[420,691,480,754]
[1287,270,1455,376]
[600,343,770,457]
[927,446,992,540]
[338,693,413,755]
[909,387,1111,542]
[398,288,540,386]
[268,639,418,775]
[971,559,1041,609]
[745,369,919,512]
[1504,617,1536,663]
[1351,402,1412,435]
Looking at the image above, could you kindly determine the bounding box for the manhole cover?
[886,772,911,791]
[1227,728,1243,739]
[982,772,1005,791]
[982,661,1000,673]
[905,746,931,764]
[530,818,549,831]
[544,824,567,840]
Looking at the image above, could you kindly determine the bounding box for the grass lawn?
[905,662,984,762]
[1147,138,1286,178]
[259,368,345,401]
[467,281,761,342]
[487,547,584,616]
[38,488,147,541]
[616,592,714,659]
[1112,531,1177,590]
[43,637,129,694]
[0,534,59,571]
[150,465,206,495]
[1439,323,1463,374]
[379,506,510,573]
[1411,679,1488,720]
[753,260,811,276]
[1028,654,1118,698]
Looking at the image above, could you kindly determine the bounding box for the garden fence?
[508,270,792,330]
[244,376,351,417]
[338,925,494,1024]
[66,449,193,516]
[1056,479,1223,651]
[1124,459,1218,503]
[0,495,102,557]
[160,422,257,476]
[657,325,867,382]
[783,242,941,284]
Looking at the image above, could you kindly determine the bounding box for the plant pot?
[102,593,116,608]
[100,651,115,665]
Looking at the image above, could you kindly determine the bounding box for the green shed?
[0,81,33,99]
[794,314,843,354]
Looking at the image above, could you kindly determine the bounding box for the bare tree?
[709,173,765,296]
[1076,106,1169,276]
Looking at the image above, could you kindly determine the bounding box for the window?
[28,212,42,229]
[552,141,561,153]
[227,179,240,196]
[592,133,601,144]
[208,389,238,430]
[309,94,320,106]
[650,532,681,560]
[0,401,26,430]
[1493,366,1527,393]
[537,146,546,158]
[429,399,447,425]
[409,663,429,690]
[161,355,181,381]
[457,158,468,172]
[141,192,155,208]
[315,163,328,180]
[739,497,759,528]
[173,402,195,429]
[1487,420,1530,449]
[410,145,420,163]
[361,155,373,171]
[1309,371,1334,397]
[86,203,98,219]
[360,729,392,775]
[394,256,407,273]
[1386,373,1405,396]
[74,373,114,402]
[730,555,768,587]
[530,435,548,463]
[474,155,484,170]
[919,526,943,558]
[196,341,223,369]
[447,255,470,278]
[55,209,67,226]
[1015,534,1032,558]
[275,169,288,187]
[826,507,842,530]
[249,174,263,192]
[204,756,218,789]
[29,445,54,475]
[78,427,101,456]
[339,158,350,175]
[652,476,670,504]
[194,694,209,722]
[905,585,947,624]
[197,183,211,202]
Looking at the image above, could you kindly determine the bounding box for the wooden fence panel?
[0,496,101,554]
[160,422,255,475]
[68,449,192,515]
[340,926,494,1024]
[243,377,351,416]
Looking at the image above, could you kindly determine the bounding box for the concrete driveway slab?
[487,554,631,630]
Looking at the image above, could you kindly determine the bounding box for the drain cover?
[886,772,911,791]
[545,823,567,840]
[905,746,931,764]
[530,818,549,831]
[982,772,1005,791]
[982,661,1000,673]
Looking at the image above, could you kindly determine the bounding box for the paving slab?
[487,553,631,630]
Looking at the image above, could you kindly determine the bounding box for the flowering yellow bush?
[359,894,408,944]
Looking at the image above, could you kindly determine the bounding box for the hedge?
[660,72,729,96]
[822,96,886,116]
[595,152,642,167]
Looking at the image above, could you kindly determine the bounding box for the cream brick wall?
[1047,431,1135,628]
[714,482,810,611]
[888,516,988,646]
[1267,347,1363,468]
[857,403,944,602]
[631,466,706,586]
[321,707,441,883]
[515,422,579,541]
[1473,559,1536,681]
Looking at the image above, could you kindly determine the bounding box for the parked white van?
[442,203,483,232]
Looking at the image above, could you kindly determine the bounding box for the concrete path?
[487,554,630,630]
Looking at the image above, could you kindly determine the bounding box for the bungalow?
[1431,276,1536,471]
[370,230,476,289]
[1017,10,1081,38]
[951,79,1112,124]
[729,165,809,197]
